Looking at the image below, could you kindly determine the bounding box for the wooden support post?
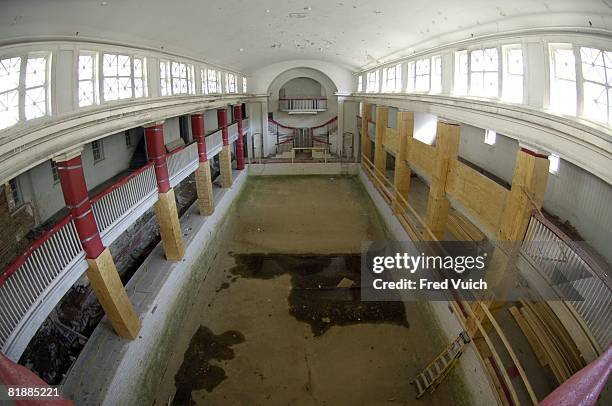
[374,105,388,174]
[195,163,214,216]
[87,248,140,339]
[219,146,233,188]
[55,149,140,340]
[497,148,549,242]
[154,189,185,261]
[360,103,372,161]
[145,122,186,261]
[485,148,550,296]
[191,113,214,216]
[393,111,414,206]
[425,121,460,240]
[218,108,233,188]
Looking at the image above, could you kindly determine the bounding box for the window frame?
[7,178,23,210]
[226,72,237,93]
[578,46,612,125]
[383,64,402,93]
[242,77,247,93]
[484,129,497,145]
[100,53,148,102]
[501,44,525,103]
[366,70,379,93]
[0,52,52,131]
[77,51,99,108]
[92,139,105,163]
[207,68,221,94]
[468,46,500,98]
[50,160,60,183]
[24,52,51,120]
[548,43,578,117]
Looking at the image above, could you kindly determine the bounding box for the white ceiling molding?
[349,93,612,186]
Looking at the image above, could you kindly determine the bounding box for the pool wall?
[359,167,498,405]
[62,170,248,405]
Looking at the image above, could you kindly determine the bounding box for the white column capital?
[52,146,84,162]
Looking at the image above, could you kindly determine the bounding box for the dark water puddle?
[173,326,244,405]
[230,254,409,336]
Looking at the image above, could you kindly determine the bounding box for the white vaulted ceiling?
[0,0,611,73]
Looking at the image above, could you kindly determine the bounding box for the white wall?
[458,124,519,184]
[281,77,324,97]
[267,67,339,133]
[163,118,182,145]
[17,131,137,223]
[250,59,353,95]
[456,123,612,264]
[544,160,612,264]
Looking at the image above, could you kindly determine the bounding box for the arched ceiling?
[1,0,610,73]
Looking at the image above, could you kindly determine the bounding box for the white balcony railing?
[0,218,88,360]
[522,213,612,351]
[279,97,327,112]
[0,120,251,361]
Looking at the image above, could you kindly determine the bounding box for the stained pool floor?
[152,176,471,405]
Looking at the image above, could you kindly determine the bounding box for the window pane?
[415,74,429,91]
[103,77,120,100]
[454,51,468,95]
[26,57,46,88]
[471,50,484,71]
[583,81,608,123]
[78,80,94,107]
[581,47,606,84]
[103,54,118,76]
[483,48,498,70]
[550,79,576,115]
[507,48,523,75]
[118,77,132,99]
[483,72,498,96]
[134,78,144,98]
[133,58,143,78]
[0,57,21,93]
[502,75,523,103]
[78,55,93,81]
[0,89,19,129]
[406,61,415,92]
[554,49,576,81]
[116,55,130,76]
[25,86,46,119]
[416,59,430,75]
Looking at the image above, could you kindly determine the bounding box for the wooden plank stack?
[509,301,586,384]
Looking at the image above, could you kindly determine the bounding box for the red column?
[190,113,208,163]
[56,154,105,259]
[233,104,245,170]
[217,108,228,146]
[144,123,170,193]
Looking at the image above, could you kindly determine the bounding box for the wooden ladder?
[410,331,471,399]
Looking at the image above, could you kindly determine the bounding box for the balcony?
[279,97,327,114]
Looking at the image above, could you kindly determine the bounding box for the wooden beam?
[374,106,389,174]
[497,149,549,242]
[393,111,413,205]
[86,248,141,339]
[509,306,548,367]
[360,103,372,162]
[425,121,460,240]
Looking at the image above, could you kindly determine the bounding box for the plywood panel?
[446,160,508,234]
[383,127,399,154]
[407,138,435,176]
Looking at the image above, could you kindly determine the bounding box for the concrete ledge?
[62,169,248,406]
[357,167,498,406]
[248,162,359,176]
